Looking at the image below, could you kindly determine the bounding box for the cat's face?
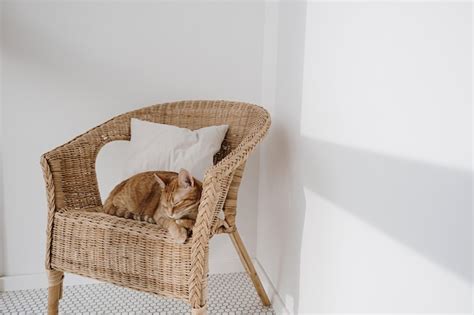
[155,169,202,219]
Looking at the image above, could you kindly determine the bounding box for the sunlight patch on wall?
[299,3,472,171]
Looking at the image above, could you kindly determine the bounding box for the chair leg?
[47,270,64,315]
[59,281,63,300]
[191,304,208,315]
[229,230,271,306]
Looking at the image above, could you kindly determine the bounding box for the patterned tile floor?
[0,272,274,315]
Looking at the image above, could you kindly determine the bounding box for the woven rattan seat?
[41,100,271,315]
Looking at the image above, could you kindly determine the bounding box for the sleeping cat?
[103,169,202,243]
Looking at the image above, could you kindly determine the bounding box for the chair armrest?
[192,105,271,246]
[41,115,130,270]
[189,175,221,308]
[40,115,130,212]
[204,108,271,180]
[189,107,271,309]
[192,108,271,239]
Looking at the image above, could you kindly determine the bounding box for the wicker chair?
[40,100,271,314]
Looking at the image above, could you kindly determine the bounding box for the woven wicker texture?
[40,100,271,311]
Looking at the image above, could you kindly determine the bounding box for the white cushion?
[125,118,229,180]
[96,119,228,201]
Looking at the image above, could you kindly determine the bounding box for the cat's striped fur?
[103,169,202,243]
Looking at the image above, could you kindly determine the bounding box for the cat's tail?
[102,197,117,214]
[102,198,117,214]
[102,180,127,214]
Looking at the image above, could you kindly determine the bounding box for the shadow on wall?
[265,127,472,313]
[258,123,307,312]
[0,150,4,278]
[259,2,472,313]
[257,2,308,311]
[298,137,472,284]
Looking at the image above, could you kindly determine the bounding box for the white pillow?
[124,118,229,181]
[96,119,228,201]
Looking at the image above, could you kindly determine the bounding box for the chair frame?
[40,100,271,314]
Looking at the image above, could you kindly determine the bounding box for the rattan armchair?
[40,100,271,314]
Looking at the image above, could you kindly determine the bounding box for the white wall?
[2,1,472,312]
[0,1,4,277]
[1,1,264,284]
[257,2,472,314]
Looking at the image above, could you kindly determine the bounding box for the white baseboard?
[0,258,246,292]
[0,273,102,291]
[253,259,290,315]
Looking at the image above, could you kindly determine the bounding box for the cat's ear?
[154,174,166,189]
[178,168,194,188]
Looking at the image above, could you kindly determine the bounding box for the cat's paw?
[144,215,156,224]
[124,211,134,219]
[176,219,195,229]
[169,224,188,244]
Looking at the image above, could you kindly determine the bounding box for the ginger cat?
[103,169,202,243]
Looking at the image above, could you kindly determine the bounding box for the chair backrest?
[102,100,270,231]
[129,100,263,151]
[44,100,269,231]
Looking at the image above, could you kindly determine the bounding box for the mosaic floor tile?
[0,272,274,315]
